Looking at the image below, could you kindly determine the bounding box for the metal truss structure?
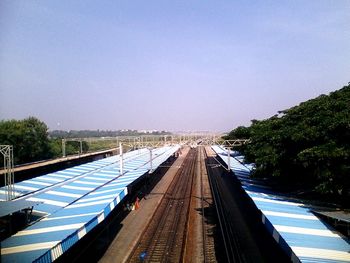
[210,139,250,148]
[0,145,15,201]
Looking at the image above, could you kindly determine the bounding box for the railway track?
[199,147,216,263]
[127,148,197,262]
[205,148,244,263]
[198,147,217,263]
[127,146,280,263]
[183,146,217,263]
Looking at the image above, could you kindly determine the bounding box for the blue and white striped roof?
[212,145,350,263]
[1,145,179,262]
[0,149,149,201]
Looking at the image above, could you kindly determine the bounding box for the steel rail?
[206,150,245,263]
[127,149,197,262]
[200,147,208,263]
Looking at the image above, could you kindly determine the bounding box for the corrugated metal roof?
[0,149,149,201]
[212,145,350,263]
[1,145,179,262]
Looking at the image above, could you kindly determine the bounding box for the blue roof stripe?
[264,215,342,231]
[284,234,349,251]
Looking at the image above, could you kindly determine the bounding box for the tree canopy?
[225,84,350,205]
[0,117,53,165]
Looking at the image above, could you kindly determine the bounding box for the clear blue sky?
[1,1,349,132]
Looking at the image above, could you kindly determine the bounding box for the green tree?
[0,117,53,165]
[225,84,350,205]
[224,126,251,140]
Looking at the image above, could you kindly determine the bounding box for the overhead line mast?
[0,145,15,200]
